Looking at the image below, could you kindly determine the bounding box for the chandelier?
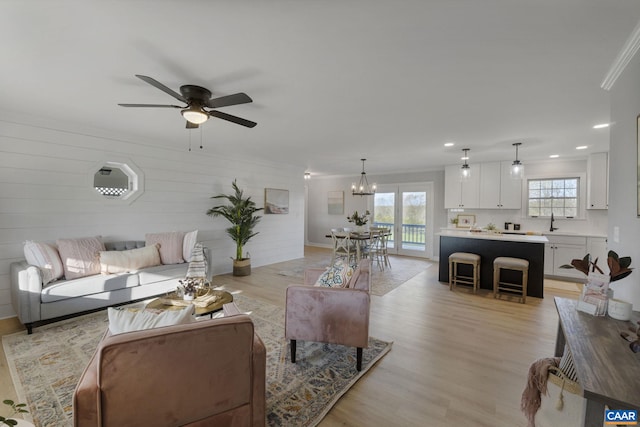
[351,159,376,196]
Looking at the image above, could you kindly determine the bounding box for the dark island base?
[438,235,545,298]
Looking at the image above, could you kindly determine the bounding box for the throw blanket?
[186,243,207,278]
[520,357,561,427]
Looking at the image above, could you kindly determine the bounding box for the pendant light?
[510,142,524,179]
[460,148,471,180]
[351,159,376,196]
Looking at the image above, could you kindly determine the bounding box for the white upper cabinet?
[479,161,522,209]
[587,152,608,209]
[444,164,480,209]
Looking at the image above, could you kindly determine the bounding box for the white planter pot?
[607,298,633,321]
[183,293,195,301]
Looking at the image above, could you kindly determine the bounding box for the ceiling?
[2,0,640,178]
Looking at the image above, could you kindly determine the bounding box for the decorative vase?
[608,298,633,321]
[183,293,195,301]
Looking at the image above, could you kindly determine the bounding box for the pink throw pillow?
[145,231,185,265]
[56,236,105,280]
[23,241,64,285]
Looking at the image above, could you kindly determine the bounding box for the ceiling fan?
[118,74,256,129]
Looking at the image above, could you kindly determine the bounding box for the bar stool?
[493,257,529,303]
[448,252,481,293]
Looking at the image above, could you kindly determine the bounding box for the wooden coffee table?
[146,289,233,318]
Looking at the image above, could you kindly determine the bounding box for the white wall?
[0,113,304,319]
[305,170,446,257]
[608,49,640,309]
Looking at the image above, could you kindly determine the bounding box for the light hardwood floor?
[0,247,580,426]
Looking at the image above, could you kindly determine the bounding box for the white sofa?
[10,241,210,334]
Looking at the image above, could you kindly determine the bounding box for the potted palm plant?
[207,180,263,276]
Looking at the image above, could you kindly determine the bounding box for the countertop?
[437,229,549,244]
[541,231,607,238]
[440,228,607,239]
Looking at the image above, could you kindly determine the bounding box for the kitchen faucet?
[549,213,558,232]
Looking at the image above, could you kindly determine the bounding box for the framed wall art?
[328,191,344,215]
[265,188,289,214]
[456,214,476,228]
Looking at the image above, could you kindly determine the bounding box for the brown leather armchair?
[73,305,266,427]
[285,259,371,370]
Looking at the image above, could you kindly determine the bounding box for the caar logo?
[605,409,638,425]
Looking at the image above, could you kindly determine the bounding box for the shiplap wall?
[0,115,304,319]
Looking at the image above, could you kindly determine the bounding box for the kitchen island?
[438,230,548,298]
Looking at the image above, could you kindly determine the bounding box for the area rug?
[3,293,392,427]
[279,259,434,296]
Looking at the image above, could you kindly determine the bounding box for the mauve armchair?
[285,259,371,371]
[73,304,266,427]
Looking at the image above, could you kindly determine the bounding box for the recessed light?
[444,142,454,147]
[549,154,559,158]
[576,146,588,150]
[593,123,610,129]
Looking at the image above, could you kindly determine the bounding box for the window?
[89,159,144,204]
[527,178,579,217]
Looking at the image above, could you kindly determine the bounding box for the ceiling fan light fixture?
[120,75,256,128]
[181,107,209,125]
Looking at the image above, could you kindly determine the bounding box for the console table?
[554,297,640,427]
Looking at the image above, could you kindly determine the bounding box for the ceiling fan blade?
[186,121,199,129]
[118,103,183,108]
[206,93,253,109]
[135,75,188,103]
[207,110,257,128]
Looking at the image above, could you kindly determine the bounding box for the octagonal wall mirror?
[89,159,144,204]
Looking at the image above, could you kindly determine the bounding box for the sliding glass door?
[372,183,433,258]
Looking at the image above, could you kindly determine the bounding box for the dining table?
[326,230,390,262]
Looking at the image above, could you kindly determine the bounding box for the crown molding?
[601,19,640,91]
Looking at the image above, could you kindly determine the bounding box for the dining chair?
[370,227,391,270]
[330,228,357,266]
[362,229,381,265]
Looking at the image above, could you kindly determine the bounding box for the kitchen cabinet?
[479,161,522,209]
[544,235,587,279]
[444,164,479,209]
[587,237,608,269]
[587,152,608,209]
